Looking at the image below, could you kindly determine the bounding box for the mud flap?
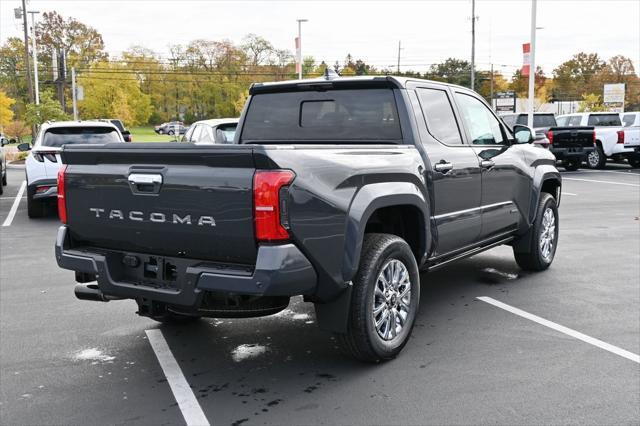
[314,286,353,333]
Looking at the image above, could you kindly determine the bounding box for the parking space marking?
[562,192,577,196]
[477,297,640,364]
[563,177,640,187]
[145,329,211,426]
[2,180,26,227]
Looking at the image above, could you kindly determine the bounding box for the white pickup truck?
[620,112,640,167]
[556,112,637,168]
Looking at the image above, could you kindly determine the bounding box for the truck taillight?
[593,132,597,144]
[617,130,625,144]
[57,165,68,224]
[253,170,295,242]
[546,131,553,144]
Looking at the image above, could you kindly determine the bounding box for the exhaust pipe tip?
[74,283,109,302]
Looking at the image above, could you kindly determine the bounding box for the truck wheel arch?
[342,182,430,282]
[530,167,562,225]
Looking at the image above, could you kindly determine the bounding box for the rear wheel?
[513,193,559,271]
[335,233,420,363]
[167,130,175,136]
[2,168,6,186]
[27,189,46,218]
[562,159,580,171]
[586,145,606,169]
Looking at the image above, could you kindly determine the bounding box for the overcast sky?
[1,0,638,76]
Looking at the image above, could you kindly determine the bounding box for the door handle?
[480,160,495,169]
[434,161,453,173]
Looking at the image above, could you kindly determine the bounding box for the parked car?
[96,119,132,142]
[55,76,561,363]
[154,121,186,135]
[0,134,8,195]
[620,112,640,167]
[501,112,595,171]
[18,121,125,218]
[181,118,239,144]
[556,112,632,168]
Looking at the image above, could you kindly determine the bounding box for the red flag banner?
[522,43,531,76]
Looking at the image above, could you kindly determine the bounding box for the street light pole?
[19,0,34,104]
[527,0,537,128]
[28,10,40,105]
[471,0,476,91]
[296,19,308,80]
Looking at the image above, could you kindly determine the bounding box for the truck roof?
[250,75,468,94]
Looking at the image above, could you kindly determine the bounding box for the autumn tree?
[0,38,29,114]
[0,90,15,131]
[35,11,107,67]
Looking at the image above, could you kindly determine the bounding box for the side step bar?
[426,236,514,272]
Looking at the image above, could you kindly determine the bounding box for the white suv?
[556,112,631,168]
[18,121,124,218]
[620,112,640,167]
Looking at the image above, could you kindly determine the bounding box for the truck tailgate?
[61,143,258,265]
[548,126,594,148]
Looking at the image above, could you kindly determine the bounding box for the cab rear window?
[587,114,621,126]
[241,89,402,143]
[42,127,121,147]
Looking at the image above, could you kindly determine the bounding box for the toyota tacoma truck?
[55,76,561,362]
[500,112,595,171]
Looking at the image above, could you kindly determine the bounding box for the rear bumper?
[55,226,317,308]
[28,179,58,200]
[550,146,594,160]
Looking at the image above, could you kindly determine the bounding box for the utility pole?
[28,10,40,105]
[490,63,494,110]
[19,1,34,104]
[471,0,476,91]
[71,67,78,120]
[527,0,537,128]
[296,19,308,79]
[397,40,402,74]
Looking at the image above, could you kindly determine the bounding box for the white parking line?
[477,297,640,364]
[562,192,577,196]
[563,177,640,187]
[145,329,210,426]
[2,180,26,227]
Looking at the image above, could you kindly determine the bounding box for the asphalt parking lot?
[1,164,638,425]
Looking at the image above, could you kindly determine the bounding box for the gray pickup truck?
[55,76,561,362]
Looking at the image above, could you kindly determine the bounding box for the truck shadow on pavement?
[154,252,525,425]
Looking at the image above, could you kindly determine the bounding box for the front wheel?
[586,145,606,169]
[513,193,559,271]
[157,129,164,134]
[336,233,420,363]
[167,130,175,136]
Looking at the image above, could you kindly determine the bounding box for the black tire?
[628,156,640,168]
[27,189,46,218]
[157,129,164,135]
[2,169,6,186]
[167,130,175,136]
[562,159,580,171]
[586,144,606,169]
[513,193,559,271]
[335,233,420,363]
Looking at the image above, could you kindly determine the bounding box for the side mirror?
[512,124,534,144]
[17,143,31,152]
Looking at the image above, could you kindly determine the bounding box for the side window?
[416,88,463,145]
[568,116,582,127]
[621,114,635,127]
[556,116,568,126]
[454,92,506,145]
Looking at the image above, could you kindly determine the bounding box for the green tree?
[0,38,29,115]
[425,58,471,87]
[578,93,607,112]
[24,90,68,126]
[78,62,152,125]
[552,52,606,100]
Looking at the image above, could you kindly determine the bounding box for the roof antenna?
[324,67,340,80]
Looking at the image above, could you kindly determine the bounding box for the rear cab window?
[587,114,621,126]
[515,114,556,128]
[240,88,402,143]
[622,114,636,127]
[42,127,122,147]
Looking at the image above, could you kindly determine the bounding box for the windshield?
[42,127,122,147]
[241,88,402,143]
[587,114,621,126]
